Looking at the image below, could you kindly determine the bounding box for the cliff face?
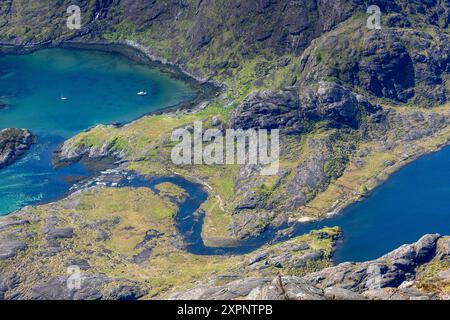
[0,128,35,170]
[0,0,355,50]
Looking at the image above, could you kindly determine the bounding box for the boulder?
[0,128,36,170]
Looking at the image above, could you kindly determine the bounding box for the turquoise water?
[0,48,194,215]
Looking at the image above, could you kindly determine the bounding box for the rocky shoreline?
[0,128,35,170]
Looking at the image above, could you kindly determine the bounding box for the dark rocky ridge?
[0,128,36,170]
[28,274,147,300]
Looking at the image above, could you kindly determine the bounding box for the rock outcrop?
[28,274,147,300]
[0,128,35,170]
[171,234,450,300]
[53,125,124,168]
[229,82,382,132]
[0,236,27,261]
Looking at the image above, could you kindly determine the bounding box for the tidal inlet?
[0,0,449,304]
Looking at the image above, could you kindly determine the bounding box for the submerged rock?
[46,228,75,240]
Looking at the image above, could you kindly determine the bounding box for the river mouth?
[0,47,196,215]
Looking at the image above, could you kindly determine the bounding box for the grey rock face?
[45,228,75,240]
[298,26,450,107]
[0,218,29,232]
[0,237,28,260]
[281,135,351,210]
[228,82,381,132]
[0,272,20,300]
[304,234,441,292]
[302,82,382,128]
[30,274,148,300]
[228,88,301,131]
[291,251,325,268]
[0,128,36,170]
[170,278,272,300]
[273,276,325,300]
[437,237,450,261]
[324,287,365,300]
[359,31,415,103]
[362,287,436,300]
[172,234,448,300]
[132,248,153,264]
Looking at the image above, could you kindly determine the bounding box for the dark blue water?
[0,48,194,214]
[2,48,449,264]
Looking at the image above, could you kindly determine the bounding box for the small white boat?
[60,95,68,100]
[137,91,147,96]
